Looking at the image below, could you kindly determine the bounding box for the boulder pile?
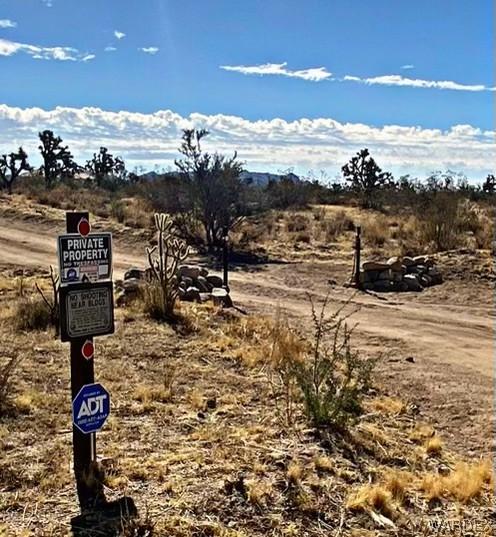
[115,265,232,307]
[360,255,443,292]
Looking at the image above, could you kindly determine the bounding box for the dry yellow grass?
[424,435,443,457]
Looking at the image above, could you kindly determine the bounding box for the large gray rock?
[182,276,193,289]
[404,274,423,292]
[377,269,393,281]
[373,280,394,292]
[211,287,233,307]
[402,256,415,267]
[199,267,209,278]
[124,267,145,281]
[196,275,211,293]
[183,286,201,302]
[178,265,201,280]
[206,274,224,288]
[362,261,389,272]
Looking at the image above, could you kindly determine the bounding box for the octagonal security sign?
[72,383,110,434]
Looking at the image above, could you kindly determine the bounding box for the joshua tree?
[0,147,31,194]
[482,174,496,194]
[86,147,126,186]
[146,213,190,321]
[175,129,246,251]
[38,130,78,188]
[342,149,393,208]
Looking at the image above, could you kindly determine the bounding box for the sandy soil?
[0,209,493,457]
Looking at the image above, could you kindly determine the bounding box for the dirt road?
[0,212,493,454]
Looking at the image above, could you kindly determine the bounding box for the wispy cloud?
[104,46,117,52]
[114,31,126,40]
[0,104,493,180]
[401,64,414,70]
[343,74,494,92]
[41,0,53,6]
[220,62,332,82]
[0,19,17,28]
[139,47,159,55]
[0,38,94,62]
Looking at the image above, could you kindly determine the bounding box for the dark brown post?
[355,225,362,289]
[66,212,103,510]
[222,226,229,291]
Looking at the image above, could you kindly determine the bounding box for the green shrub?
[269,296,376,432]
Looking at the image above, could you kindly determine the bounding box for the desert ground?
[0,194,494,536]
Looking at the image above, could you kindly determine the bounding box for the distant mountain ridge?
[138,170,300,185]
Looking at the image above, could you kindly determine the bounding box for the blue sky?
[0,0,494,180]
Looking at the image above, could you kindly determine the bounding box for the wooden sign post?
[61,212,114,511]
[355,225,362,289]
[222,226,229,291]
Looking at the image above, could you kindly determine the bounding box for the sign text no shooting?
[58,233,112,284]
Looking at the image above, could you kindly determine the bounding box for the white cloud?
[0,37,93,61]
[220,62,332,82]
[104,46,117,52]
[42,0,53,6]
[81,54,95,62]
[401,64,414,70]
[114,31,126,40]
[139,47,159,55]
[343,73,492,92]
[0,104,493,180]
[0,19,17,28]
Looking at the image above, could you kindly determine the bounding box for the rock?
[199,293,211,303]
[387,256,400,265]
[391,271,403,283]
[402,256,415,267]
[122,278,142,292]
[405,356,415,364]
[377,269,392,281]
[196,275,211,293]
[404,274,423,291]
[373,280,394,292]
[183,286,201,302]
[211,287,233,307]
[362,261,389,272]
[182,276,193,289]
[199,267,209,278]
[413,255,428,266]
[420,274,432,287]
[206,274,224,288]
[124,267,145,281]
[178,265,201,280]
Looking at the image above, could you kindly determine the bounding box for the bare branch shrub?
[145,213,190,322]
[268,295,376,432]
[35,266,60,336]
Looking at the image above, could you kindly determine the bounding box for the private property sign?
[60,281,115,342]
[58,232,112,284]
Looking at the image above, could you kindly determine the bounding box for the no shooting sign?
[58,233,112,284]
[60,281,115,342]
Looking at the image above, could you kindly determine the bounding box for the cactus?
[146,213,190,320]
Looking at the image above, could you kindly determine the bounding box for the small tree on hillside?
[341,149,393,208]
[175,129,246,251]
[86,147,126,187]
[38,130,78,188]
[0,147,32,194]
[482,174,496,194]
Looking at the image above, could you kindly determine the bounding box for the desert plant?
[34,266,60,336]
[342,149,394,208]
[0,147,32,194]
[38,130,78,189]
[293,296,375,430]
[0,355,21,415]
[175,129,247,251]
[418,192,464,251]
[146,213,190,322]
[86,147,126,188]
[14,297,52,331]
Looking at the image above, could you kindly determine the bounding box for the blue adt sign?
[72,383,110,434]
